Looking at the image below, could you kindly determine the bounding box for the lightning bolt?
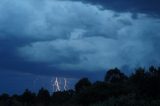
[51,77,61,92]
[55,77,61,91]
[64,78,68,91]
[51,77,69,92]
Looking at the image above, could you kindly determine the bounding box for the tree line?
[1,66,160,106]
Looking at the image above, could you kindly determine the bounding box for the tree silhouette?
[147,66,160,98]
[37,88,50,105]
[104,68,127,83]
[1,66,160,106]
[21,89,36,106]
[131,67,145,82]
[75,78,92,92]
[0,93,9,101]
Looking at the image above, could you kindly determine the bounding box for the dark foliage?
[21,89,36,105]
[104,68,128,83]
[75,78,92,92]
[37,88,50,105]
[1,66,160,106]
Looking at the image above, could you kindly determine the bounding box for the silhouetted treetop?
[104,68,127,83]
[37,88,50,104]
[75,78,92,92]
[21,89,36,105]
[1,66,160,106]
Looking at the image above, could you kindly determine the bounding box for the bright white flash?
[51,77,61,92]
[54,77,61,92]
[64,78,68,91]
[51,77,69,92]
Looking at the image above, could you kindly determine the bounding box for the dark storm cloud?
[0,0,160,80]
[0,0,110,77]
[0,36,94,78]
[69,0,160,17]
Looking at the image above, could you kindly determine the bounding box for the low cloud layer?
[0,0,160,78]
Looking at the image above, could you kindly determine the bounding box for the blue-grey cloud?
[0,0,160,80]
[68,0,160,17]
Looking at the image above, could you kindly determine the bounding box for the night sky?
[0,0,160,94]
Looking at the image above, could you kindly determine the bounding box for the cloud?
[0,0,160,78]
[68,0,160,17]
[19,7,160,73]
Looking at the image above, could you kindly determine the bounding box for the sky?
[0,0,160,94]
